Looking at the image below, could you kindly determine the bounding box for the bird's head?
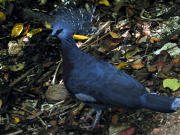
[51,25,74,39]
[50,6,95,39]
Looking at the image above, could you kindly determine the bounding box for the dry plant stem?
[24,101,65,120]
[9,66,38,87]
[81,19,129,51]
[140,9,163,21]
[5,130,23,135]
[51,60,62,85]
[81,21,112,49]
[48,104,78,117]
[21,108,47,129]
[87,32,110,47]
[144,43,149,56]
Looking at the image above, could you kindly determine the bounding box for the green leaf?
[163,79,180,91]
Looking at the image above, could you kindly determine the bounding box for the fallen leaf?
[158,73,169,79]
[131,62,145,70]
[155,61,165,69]
[162,63,173,73]
[3,73,10,81]
[151,128,161,134]
[109,124,131,135]
[99,0,111,6]
[27,28,42,36]
[39,0,47,5]
[153,43,180,56]
[163,78,180,91]
[44,21,52,29]
[0,99,2,108]
[12,116,21,124]
[9,63,25,72]
[115,63,128,69]
[172,57,180,64]
[109,32,120,38]
[49,120,57,126]
[0,11,6,21]
[126,8,134,16]
[150,37,160,43]
[23,25,30,36]
[125,48,142,59]
[138,36,147,43]
[118,127,136,135]
[142,23,151,36]
[0,0,6,3]
[112,114,119,124]
[11,23,24,37]
[174,120,180,124]
[147,65,157,72]
[8,41,23,56]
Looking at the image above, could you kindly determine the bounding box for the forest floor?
[0,0,180,135]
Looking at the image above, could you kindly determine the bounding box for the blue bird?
[51,6,180,127]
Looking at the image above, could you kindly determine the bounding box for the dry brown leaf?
[118,127,136,135]
[111,114,119,124]
[172,57,180,64]
[126,8,134,16]
[147,65,157,72]
[49,120,57,126]
[150,37,160,43]
[23,25,30,36]
[155,61,165,69]
[162,63,173,73]
[131,62,145,69]
[142,23,151,36]
[3,73,10,81]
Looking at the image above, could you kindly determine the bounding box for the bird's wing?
[67,59,146,109]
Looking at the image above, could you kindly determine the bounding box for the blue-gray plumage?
[51,6,180,127]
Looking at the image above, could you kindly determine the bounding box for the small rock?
[45,84,69,103]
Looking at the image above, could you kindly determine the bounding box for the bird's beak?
[46,29,60,41]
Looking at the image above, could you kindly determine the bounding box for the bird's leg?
[92,109,102,128]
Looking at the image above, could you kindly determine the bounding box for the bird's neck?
[60,37,86,83]
[60,37,85,65]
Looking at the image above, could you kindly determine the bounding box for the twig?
[5,130,23,135]
[80,21,112,49]
[9,66,38,87]
[51,60,62,85]
[20,108,47,128]
[140,9,163,21]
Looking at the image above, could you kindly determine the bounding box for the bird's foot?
[91,109,102,128]
[80,109,95,122]
[80,109,103,129]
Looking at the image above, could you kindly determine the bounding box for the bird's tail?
[140,93,180,113]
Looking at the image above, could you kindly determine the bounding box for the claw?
[80,109,103,129]
[92,109,102,128]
